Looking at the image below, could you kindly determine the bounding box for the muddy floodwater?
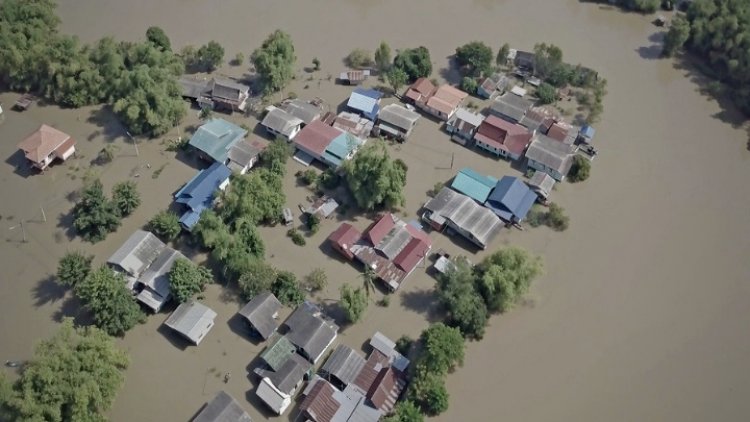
[1,0,749,421]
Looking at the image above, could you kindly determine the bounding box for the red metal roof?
[393,238,430,273]
[328,223,362,252]
[294,120,342,156]
[300,380,340,422]
[404,77,436,103]
[17,124,73,163]
[475,115,532,156]
[546,122,570,142]
[353,349,390,393]
[364,214,396,246]
[367,367,407,413]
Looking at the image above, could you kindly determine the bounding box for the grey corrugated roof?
[178,77,210,99]
[284,302,339,363]
[107,230,166,277]
[210,78,249,102]
[525,133,576,176]
[490,93,534,122]
[320,345,366,386]
[194,391,252,422]
[164,301,217,345]
[238,292,282,340]
[138,248,185,297]
[282,99,322,124]
[266,353,312,394]
[527,171,556,199]
[424,188,503,248]
[228,139,265,169]
[377,104,420,131]
[261,107,304,137]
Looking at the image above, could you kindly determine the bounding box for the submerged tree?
[168,258,212,303]
[343,142,407,210]
[74,266,145,336]
[146,26,171,51]
[436,257,488,339]
[455,41,494,77]
[252,30,296,94]
[111,181,140,216]
[72,180,121,243]
[374,41,392,73]
[147,210,181,241]
[568,154,591,182]
[196,40,224,71]
[662,14,690,57]
[393,46,432,81]
[56,251,94,288]
[340,284,368,323]
[476,247,543,313]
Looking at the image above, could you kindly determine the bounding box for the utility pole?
[40,206,46,223]
[10,220,27,243]
[125,131,139,157]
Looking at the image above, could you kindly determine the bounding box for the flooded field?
[0,0,748,421]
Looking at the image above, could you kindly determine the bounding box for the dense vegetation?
[527,203,570,231]
[455,41,494,77]
[75,266,146,336]
[0,319,129,422]
[0,0,186,136]
[147,210,182,241]
[168,258,212,303]
[568,154,592,182]
[374,41,392,73]
[56,251,93,287]
[73,180,138,243]
[252,30,296,94]
[393,47,432,81]
[343,142,407,210]
[382,400,424,422]
[340,284,368,323]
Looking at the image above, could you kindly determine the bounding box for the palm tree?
[361,266,377,298]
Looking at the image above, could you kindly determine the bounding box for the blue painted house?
[484,176,537,223]
[579,125,596,143]
[450,168,498,204]
[347,88,383,121]
[174,162,232,230]
[188,119,248,164]
[321,132,364,168]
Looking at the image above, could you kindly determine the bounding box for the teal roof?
[260,335,296,372]
[450,168,498,203]
[188,119,248,163]
[323,133,363,168]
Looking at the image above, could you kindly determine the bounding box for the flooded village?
[2,0,750,421]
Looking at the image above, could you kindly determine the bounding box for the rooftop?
[347,88,383,118]
[377,104,420,131]
[525,133,577,177]
[189,119,248,163]
[404,77,436,103]
[238,292,282,340]
[425,85,468,116]
[450,167,499,204]
[228,138,267,171]
[294,120,344,157]
[449,108,485,130]
[107,230,166,278]
[485,176,538,222]
[320,344,366,387]
[261,107,304,138]
[135,248,186,312]
[260,335,297,372]
[174,162,231,229]
[193,391,252,422]
[282,99,323,124]
[474,115,533,156]
[284,302,338,363]
[424,187,504,249]
[17,124,73,163]
[328,223,363,254]
[490,92,534,122]
[164,301,217,345]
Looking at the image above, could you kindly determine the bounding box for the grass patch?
[152,163,168,179]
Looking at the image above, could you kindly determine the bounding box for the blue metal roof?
[188,119,248,163]
[450,168,498,203]
[485,176,537,222]
[347,88,383,118]
[580,125,596,139]
[175,162,231,228]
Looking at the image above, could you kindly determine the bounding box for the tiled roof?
[17,124,72,163]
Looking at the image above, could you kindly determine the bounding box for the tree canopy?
[147,210,181,241]
[407,370,449,416]
[219,168,285,224]
[417,323,465,376]
[455,41,494,77]
[111,181,140,216]
[393,47,432,81]
[340,284,368,323]
[536,82,557,104]
[74,266,145,336]
[568,154,591,182]
[382,400,424,422]
[436,257,488,339]
[146,26,171,51]
[386,67,409,95]
[72,180,122,243]
[0,319,128,422]
[663,14,690,57]
[476,247,543,313]
[57,251,93,288]
[343,142,407,210]
[237,259,277,300]
[271,270,304,306]
[168,258,212,303]
[374,41,392,73]
[252,30,296,94]
[260,138,292,176]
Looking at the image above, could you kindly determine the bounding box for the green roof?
[260,335,296,371]
[188,119,247,163]
[450,168,498,203]
[323,133,363,167]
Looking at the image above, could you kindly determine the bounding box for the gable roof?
[347,88,383,117]
[424,187,503,248]
[474,115,533,156]
[366,367,406,413]
[294,120,344,156]
[135,248,186,311]
[193,391,252,422]
[449,108,485,130]
[527,171,556,199]
[425,85,468,116]
[320,345,366,387]
[239,292,282,340]
[261,107,304,137]
[189,119,248,163]
[323,132,363,167]
[377,104,420,131]
[17,124,72,163]
[300,379,340,422]
[490,92,534,122]
[107,230,166,277]
[450,168,499,203]
[485,176,537,222]
[175,162,231,212]
[332,111,374,139]
[265,353,312,394]
[525,133,576,176]
[282,99,322,124]
[164,301,217,345]
[328,223,363,254]
[404,77,436,102]
[284,302,338,363]
[260,335,297,371]
[364,214,396,246]
[228,138,267,170]
[209,78,249,102]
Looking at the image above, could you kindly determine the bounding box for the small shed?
[164,301,217,345]
[14,94,35,111]
[238,292,282,340]
[347,88,383,121]
[578,125,596,143]
[306,196,339,218]
[338,70,370,85]
[527,171,556,202]
[193,391,252,422]
[328,223,363,261]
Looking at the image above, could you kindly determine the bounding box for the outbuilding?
[164,301,217,346]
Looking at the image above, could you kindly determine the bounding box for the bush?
[287,228,306,246]
[318,168,341,189]
[340,284,368,323]
[536,83,557,104]
[168,258,212,303]
[299,169,318,186]
[460,77,478,94]
[568,155,591,182]
[377,295,390,307]
[147,210,181,241]
[304,268,328,291]
[111,181,141,216]
[527,203,569,231]
[238,259,277,300]
[307,213,321,234]
[57,251,93,288]
[272,271,305,306]
[72,180,121,243]
[312,57,321,70]
[346,48,373,68]
[393,47,432,81]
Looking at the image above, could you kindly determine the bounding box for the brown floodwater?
[0,0,748,421]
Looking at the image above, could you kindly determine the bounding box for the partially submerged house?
[403,78,436,106]
[281,99,323,125]
[256,352,312,415]
[477,72,511,99]
[135,248,186,312]
[445,108,485,145]
[17,124,76,171]
[283,302,338,364]
[261,106,304,141]
[332,111,374,139]
[578,125,596,143]
[338,70,370,85]
[423,187,504,249]
[227,138,267,174]
[238,292,283,340]
[319,345,366,389]
[188,119,248,164]
[327,223,362,261]
[107,230,166,289]
[174,162,231,231]
[293,120,363,168]
[474,115,533,160]
[347,88,383,121]
[193,391,252,422]
[512,49,536,72]
[163,301,217,345]
[484,176,538,224]
[527,171,556,202]
[375,104,420,141]
[420,84,468,121]
[524,133,576,181]
[178,76,250,112]
[450,168,498,204]
[546,121,577,145]
[489,92,534,124]
[306,196,340,218]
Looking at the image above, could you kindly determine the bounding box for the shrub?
[346,48,373,68]
[312,57,321,70]
[304,268,328,291]
[57,251,93,287]
[568,155,591,182]
[536,83,557,104]
[307,213,321,234]
[526,203,569,231]
[287,228,306,246]
[460,77,478,94]
[299,169,318,186]
[147,210,181,241]
[318,168,341,189]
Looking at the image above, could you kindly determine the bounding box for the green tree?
[261,138,293,176]
[340,284,368,323]
[386,67,409,95]
[361,265,377,298]
[307,213,321,234]
[219,168,285,224]
[272,270,304,306]
[476,247,543,313]
[197,40,224,71]
[312,57,321,71]
[75,266,145,336]
[417,323,465,376]
[408,370,450,416]
[111,180,140,216]
[497,43,510,66]
[533,43,564,79]
[346,48,373,68]
[663,14,690,57]
[568,154,591,182]
[382,400,424,422]
[527,203,569,231]
[304,268,328,291]
[460,76,478,94]
[193,210,232,253]
[536,82,557,104]
[147,210,181,241]
[455,41,494,76]
[343,142,407,210]
[56,251,93,288]
[252,30,296,94]
[0,318,128,422]
[146,26,171,51]
[168,258,212,303]
[436,257,488,339]
[374,41,392,73]
[72,180,121,243]
[393,47,432,81]
[238,259,277,300]
[233,217,265,258]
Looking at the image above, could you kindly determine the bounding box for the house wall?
[476,140,507,158]
[445,220,487,249]
[528,160,565,181]
[54,145,76,161]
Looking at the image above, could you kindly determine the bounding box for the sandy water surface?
[0,0,748,421]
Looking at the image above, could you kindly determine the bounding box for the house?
[135,248,186,312]
[107,230,166,289]
[227,138,267,174]
[256,353,312,415]
[327,223,363,261]
[259,335,297,372]
[306,196,340,218]
[445,108,485,145]
[484,176,538,224]
[421,85,468,121]
[293,120,363,168]
[163,301,217,345]
[174,162,231,231]
[375,104,421,141]
[527,171,556,202]
[450,168,498,204]
[546,121,577,145]
[193,391,252,422]
[282,99,323,125]
[512,49,536,71]
[188,119,248,164]
[578,125,596,143]
[320,345,366,389]
[338,70,370,85]
[489,92,534,123]
[525,133,577,181]
[17,125,76,171]
[332,111,374,139]
[238,292,283,340]
[403,78,436,106]
[178,76,250,111]
[519,107,556,133]
[422,187,504,249]
[283,302,338,364]
[13,93,35,111]
[474,115,533,160]
[477,73,511,99]
[347,88,383,121]
[261,106,304,141]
